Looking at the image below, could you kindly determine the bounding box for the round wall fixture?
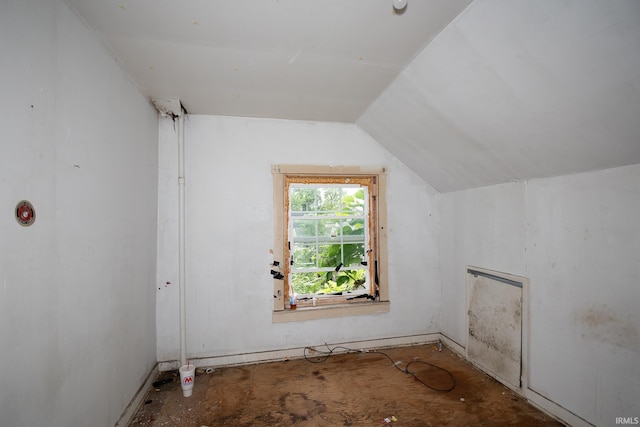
[393,0,407,10]
[15,200,35,226]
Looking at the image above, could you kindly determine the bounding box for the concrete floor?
[129,344,565,426]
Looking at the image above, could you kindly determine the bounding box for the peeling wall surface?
[441,164,640,426]
[156,115,441,363]
[0,1,159,426]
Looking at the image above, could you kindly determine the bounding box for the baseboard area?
[158,333,441,372]
[124,333,592,427]
[524,388,594,427]
[115,363,159,427]
[439,333,593,427]
[439,333,465,356]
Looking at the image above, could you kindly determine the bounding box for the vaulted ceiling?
[66,0,640,192]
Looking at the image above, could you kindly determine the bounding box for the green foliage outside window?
[290,187,368,295]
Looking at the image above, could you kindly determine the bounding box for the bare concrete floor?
[129,344,565,426]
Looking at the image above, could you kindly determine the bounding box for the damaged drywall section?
[152,98,187,119]
[466,267,528,392]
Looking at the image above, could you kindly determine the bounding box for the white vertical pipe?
[178,111,187,367]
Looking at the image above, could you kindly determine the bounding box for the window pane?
[342,218,365,238]
[291,272,324,294]
[334,270,367,291]
[318,219,341,241]
[343,243,365,267]
[292,219,316,238]
[318,243,341,268]
[293,243,316,268]
[290,188,319,214]
[317,188,341,215]
[286,180,373,300]
[341,188,365,215]
[291,270,368,295]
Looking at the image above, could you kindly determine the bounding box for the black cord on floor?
[303,344,456,392]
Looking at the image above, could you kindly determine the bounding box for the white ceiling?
[66,0,472,122]
[66,0,640,192]
[358,0,640,191]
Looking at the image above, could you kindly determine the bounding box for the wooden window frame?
[272,165,389,323]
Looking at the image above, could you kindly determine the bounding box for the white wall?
[0,2,159,426]
[441,164,640,426]
[440,181,526,345]
[156,115,441,362]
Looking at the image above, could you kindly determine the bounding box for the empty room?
[1,0,638,426]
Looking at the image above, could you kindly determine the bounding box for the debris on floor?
[128,345,564,427]
[151,378,172,388]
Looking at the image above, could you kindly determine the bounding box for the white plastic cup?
[179,364,196,397]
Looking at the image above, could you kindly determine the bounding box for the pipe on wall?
[178,110,187,367]
[151,98,188,368]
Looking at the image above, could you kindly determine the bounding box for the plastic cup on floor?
[179,363,196,397]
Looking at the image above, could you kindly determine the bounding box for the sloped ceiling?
[66,0,640,192]
[65,0,472,123]
[358,0,640,192]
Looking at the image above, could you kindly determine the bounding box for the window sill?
[272,301,390,323]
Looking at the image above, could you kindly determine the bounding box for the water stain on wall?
[573,304,639,350]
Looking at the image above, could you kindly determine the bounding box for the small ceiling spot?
[392,0,407,10]
[118,3,127,9]
[192,20,199,25]
[233,66,239,71]
[149,66,155,70]
[358,56,364,61]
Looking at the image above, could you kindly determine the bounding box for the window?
[272,165,389,322]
